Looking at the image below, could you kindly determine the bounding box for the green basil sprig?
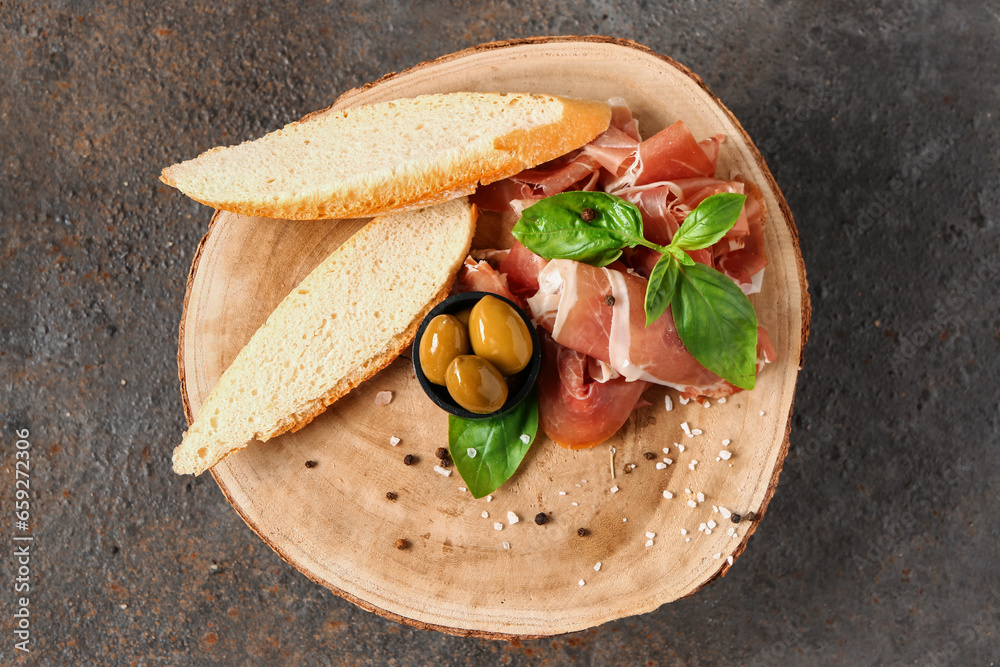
[513,191,759,390]
[449,390,539,499]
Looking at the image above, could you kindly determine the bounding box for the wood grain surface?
[178,36,810,638]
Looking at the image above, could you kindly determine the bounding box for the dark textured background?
[2,1,998,664]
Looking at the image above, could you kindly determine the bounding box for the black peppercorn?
[403,454,415,466]
[386,492,397,501]
[304,460,316,468]
[623,463,635,474]
[534,512,548,525]
[395,538,409,550]
[604,294,615,306]
[577,528,589,537]
[643,452,656,461]
[435,447,449,459]
[746,511,757,521]
[731,513,742,524]
[580,207,596,222]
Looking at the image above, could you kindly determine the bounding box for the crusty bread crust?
[160,93,611,221]
[172,199,477,475]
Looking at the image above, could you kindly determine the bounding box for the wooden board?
[178,36,810,639]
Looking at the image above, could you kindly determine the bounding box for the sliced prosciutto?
[462,98,775,446]
[528,259,731,396]
[538,332,649,449]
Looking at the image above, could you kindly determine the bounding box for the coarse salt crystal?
[374,391,393,405]
[559,491,567,496]
[679,396,690,405]
[687,500,697,508]
[714,553,721,560]
[389,436,400,446]
[727,527,735,536]
[656,462,667,470]
[718,397,726,404]
[680,422,692,437]
[433,465,452,477]
[594,562,602,571]
[685,537,691,542]
[572,502,578,506]
[689,460,698,470]
[610,486,619,493]
[707,520,717,529]
[662,447,670,454]
[482,511,489,519]
[705,528,712,535]
[680,528,688,535]
[663,491,673,499]
[733,533,740,539]
[691,429,703,436]
[663,458,673,465]
[703,401,711,408]
[467,448,477,458]
[486,495,493,502]
[759,410,765,416]
[646,532,656,538]
[664,395,673,411]
[720,507,732,519]
[720,450,732,460]
[678,444,686,453]
[459,487,466,492]
[507,511,519,525]
[645,539,654,547]
[697,492,705,503]
[622,518,627,522]
[519,434,530,444]
[722,439,731,446]
[698,523,706,532]
[713,505,719,513]
[579,579,585,586]
[494,523,503,530]
[727,555,734,565]
[503,542,510,550]
[685,488,692,494]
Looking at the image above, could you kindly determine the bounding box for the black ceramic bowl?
[412,291,542,420]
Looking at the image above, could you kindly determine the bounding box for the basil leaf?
[449,391,539,499]
[671,262,758,390]
[644,253,679,326]
[668,246,695,266]
[512,191,649,267]
[669,193,747,251]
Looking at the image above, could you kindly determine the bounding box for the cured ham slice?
[631,121,720,186]
[537,332,649,449]
[528,259,733,396]
[452,257,517,303]
[462,98,775,447]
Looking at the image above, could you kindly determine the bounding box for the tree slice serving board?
[178,36,810,639]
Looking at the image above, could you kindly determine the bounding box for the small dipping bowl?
[412,291,541,420]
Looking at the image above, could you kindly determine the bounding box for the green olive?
[419,314,470,386]
[468,295,533,375]
[454,307,473,327]
[445,355,508,414]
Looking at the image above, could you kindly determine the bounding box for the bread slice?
[172,198,477,475]
[160,93,611,220]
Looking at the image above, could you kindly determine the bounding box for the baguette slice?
[161,93,611,220]
[173,198,477,475]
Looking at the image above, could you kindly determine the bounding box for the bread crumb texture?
[172,198,477,475]
[161,93,610,220]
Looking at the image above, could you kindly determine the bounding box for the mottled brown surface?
[2,1,999,665]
